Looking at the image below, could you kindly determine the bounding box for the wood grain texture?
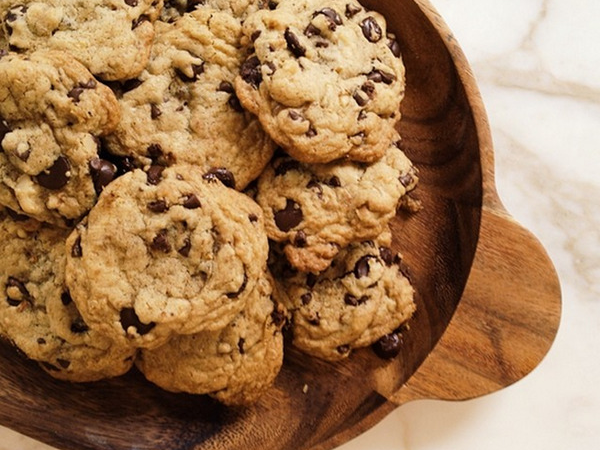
[0,1,561,449]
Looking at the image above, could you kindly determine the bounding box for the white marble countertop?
[1,0,598,449]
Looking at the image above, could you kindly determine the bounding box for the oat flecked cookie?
[136,274,285,406]
[256,137,418,272]
[0,211,136,382]
[65,165,270,349]
[271,231,415,361]
[0,0,162,80]
[0,50,120,226]
[104,8,275,190]
[235,0,405,163]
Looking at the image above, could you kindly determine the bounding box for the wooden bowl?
[0,1,561,449]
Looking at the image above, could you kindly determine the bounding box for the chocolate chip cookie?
[256,137,418,272]
[235,0,405,163]
[271,231,415,361]
[136,273,285,405]
[104,8,275,190]
[0,0,162,80]
[65,165,270,349]
[0,50,120,226]
[0,210,136,382]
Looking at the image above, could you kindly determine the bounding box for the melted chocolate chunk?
[360,17,383,42]
[314,7,343,30]
[248,213,258,223]
[5,277,31,306]
[304,23,321,37]
[178,238,192,257]
[175,62,205,82]
[268,0,278,10]
[151,229,172,253]
[274,199,303,232]
[240,56,262,88]
[71,236,83,258]
[300,292,312,305]
[388,36,402,58]
[36,156,71,190]
[284,28,306,58]
[57,358,71,369]
[344,293,368,306]
[337,344,350,354]
[202,167,236,189]
[228,93,244,112]
[147,199,168,213]
[372,332,402,359]
[146,165,164,185]
[150,103,162,120]
[353,90,368,106]
[218,81,234,93]
[120,308,155,335]
[132,14,150,30]
[294,230,307,247]
[379,247,395,266]
[367,68,396,84]
[271,307,287,328]
[226,273,248,299]
[125,0,138,5]
[399,172,414,188]
[306,125,318,137]
[274,159,300,176]
[250,30,262,42]
[89,158,117,195]
[306,179,323,198]
[67,79,97,102]
[182,193,201,209]
[353,255,375,278]
[307,312,321,326]
[327,176,341,187]
[345,3,362,18]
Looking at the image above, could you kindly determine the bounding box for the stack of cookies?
[0,0,418,405]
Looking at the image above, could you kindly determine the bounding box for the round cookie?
[105,8,276,190]
[0,50,121,226]
[234,0,405,163]
[0,0,162,80]
[136,274,285,406]
[256,137,418,272]
[271,231,416,361]
[0,211,136,382]
[65,165,270,349]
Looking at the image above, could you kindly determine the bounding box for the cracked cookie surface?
[0,0,162,80]
[256,137,418,272]
[0,50,120,226]
[65,165,269,349]
[235,0,405,163]
[105,8,275,190]
[0,210,136,382]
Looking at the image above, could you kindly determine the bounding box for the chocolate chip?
[271,307,286,327]
[345,3,362,18]
[306,125,317,137]
[125,0,138,6]
[176,62,205,82]
[5,5,27,23]
[358,110,367,121]
[372,332,402,359]
[306,179,323,197]
[202,167,236,189]
[399,172,414,188]
[304,23,321,37]
[182,193,201,209]
[284,28,306,58]
[71,236,83,258]
[268,0,278,9]
[379,247,394,266]
[337,344,350,354]
[178,238,192,257]
[288,110,303,121]
[354,255,375,278]
[327,176,341,187]
[5,277,31,306]
[37,338,46,345]
[240,56,262,88]
[57,358,71,369]
[361,81,376,97]
[274,199,303,232]
[151,229,172,253]
[314,7,343,30]
[70,319,89,334]
[89,158,117,195]
[344,293,368,306]
[300,292,312,305]
[367,68,396,84]
[146,143,163,160]
[353,90,368,106]
[218,81,235,93]
[61,291,73,306]
[249,213,258,223]
[238,337,246,354]
[146,165,164,185]
[315,41,329,48]
[388,36,402,58]
[307,312,321,326]
[226,273,248,298]
[228,93,244,112]
[147,199,168,213]
[274,159,300,176]
[361,17,383,42]
[17,149,30,162]
[306,273,318,288]
[150,103,162,120]
[132,14,150,29]
[120,308,155,335]
[294,230,307,247]
[250,30,262,42]
[36,156,71,190]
